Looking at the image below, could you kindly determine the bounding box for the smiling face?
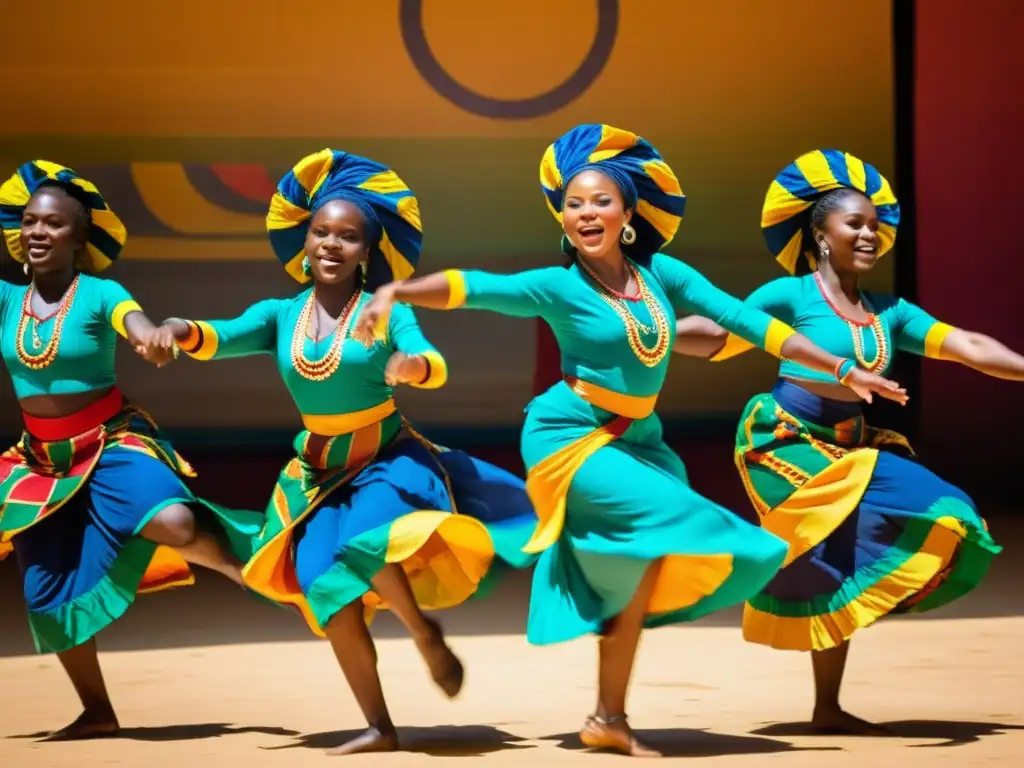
[561,169,633,259]
[813,189,880,274]
[19,186,89,277]
[304,199,371,286]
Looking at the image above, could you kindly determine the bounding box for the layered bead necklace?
[577,258,670,367]
[291,290,362,382]
[813,272,889,373]
[15,275,80,371]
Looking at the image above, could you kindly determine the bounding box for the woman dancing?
[147,149,537,756]
[352,125,905,757]
[672,149,1011,733]
[0,161,260,739]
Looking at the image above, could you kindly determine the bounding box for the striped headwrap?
[0,160,127,273]
[762,149,900,275]
[539,124,686,260]
[266,149,422,289]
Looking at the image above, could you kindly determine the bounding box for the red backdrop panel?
[915,0,1024,492]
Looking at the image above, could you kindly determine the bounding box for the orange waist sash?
[522,378,657,554]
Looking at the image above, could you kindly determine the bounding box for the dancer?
[352,125,905,757]
[672,149,1011,733]
[0,161,261,739]
[146,149,537,756]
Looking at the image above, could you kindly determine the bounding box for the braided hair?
[799,187,871,273]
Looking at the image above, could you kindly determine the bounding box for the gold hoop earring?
[620,223,636,245]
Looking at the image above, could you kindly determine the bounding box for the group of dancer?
[0,124,1020,758]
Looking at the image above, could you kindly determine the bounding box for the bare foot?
[811,707,896,736]
[45,708,120,741]
[326,726,400,756]
[580,715,662,758]
[414,618,464,698]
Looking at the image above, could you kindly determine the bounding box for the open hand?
[845,368,909,405]
[352,288,396,347]
[133,324,178,367]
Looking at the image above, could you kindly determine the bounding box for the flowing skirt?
[241,425,537,635]
[735,379,1001,651]
[0,390,261,653]
[519,380,789,646]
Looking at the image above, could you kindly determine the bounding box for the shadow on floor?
[8,722,300,743]
[751,718,1024,748]
[265,723,532,757]
[541,727,842,758]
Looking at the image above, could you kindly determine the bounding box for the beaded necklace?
[813,272,889,373]
[578,259,670,367]
[15,275,80,371]
[291,290,361,382]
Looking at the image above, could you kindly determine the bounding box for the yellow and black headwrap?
[266,149,422,289]
[762,149,900,275]
[539,124,686,259]
[0,160,127,273]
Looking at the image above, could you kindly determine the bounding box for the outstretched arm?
[161,298,282,361]
[893,301,1024,381]
[672,277,800,361]
[353,267,559,345]
[940,331,1024,380]
[654,256,907,403]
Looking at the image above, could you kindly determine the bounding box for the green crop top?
[0,275,142,399]
[710,273,955,382]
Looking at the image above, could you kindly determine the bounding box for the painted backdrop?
[0,0,895,440]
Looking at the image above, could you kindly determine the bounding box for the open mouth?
[854,244,878,257]
[26,244,52,260]
[577,225,605,245]
[318,254,346,266]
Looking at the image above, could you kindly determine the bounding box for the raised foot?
[45,708,120,741]
[580,716,662,758]
[326,726,400,756]
[811,707,896,736]
[416,618,464,699]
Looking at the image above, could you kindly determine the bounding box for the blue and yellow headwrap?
[266,149,422,290]
[762,149,900,275]
[539,124,686,259]
[0,160,127,273]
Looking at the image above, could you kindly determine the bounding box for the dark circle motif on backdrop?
[399,0,619,120]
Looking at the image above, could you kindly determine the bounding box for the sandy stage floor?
[3,520,1023,767]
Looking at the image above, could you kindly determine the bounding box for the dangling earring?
[620,223,636,245]
[23,261,29,275]
[818,241,830,261]
[301,255,311,276]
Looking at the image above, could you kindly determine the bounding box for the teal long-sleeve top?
[442,253,795,399]
[708,273,955,382]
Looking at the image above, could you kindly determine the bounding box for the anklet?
[589,713,628,724]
